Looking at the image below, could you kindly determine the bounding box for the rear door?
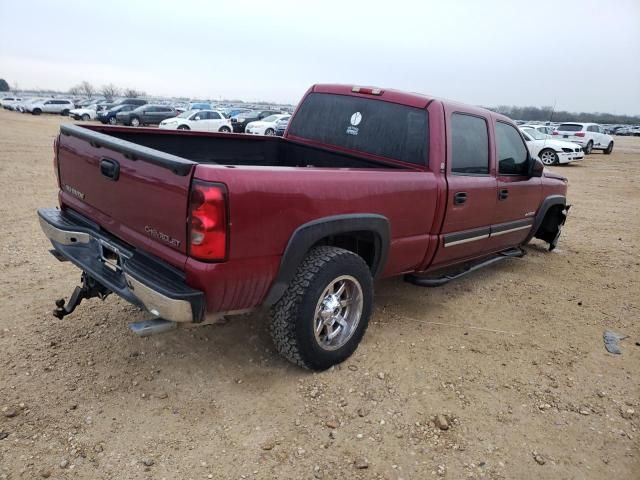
[431,110,497,268]
[489,121,541,249]
[56,126,195,262]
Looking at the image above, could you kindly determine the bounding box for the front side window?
[496,122,529,176]
[288,92,429,166]
[451,113,489,174]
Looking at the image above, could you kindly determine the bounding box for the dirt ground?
[0,109,638,480]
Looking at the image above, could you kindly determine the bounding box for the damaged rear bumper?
[38,207,205,323]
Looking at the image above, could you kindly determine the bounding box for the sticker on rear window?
[346,111,362,135]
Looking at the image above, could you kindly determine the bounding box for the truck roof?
[311,84,508,123]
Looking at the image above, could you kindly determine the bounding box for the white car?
[1,97,23,110]
[552,122,614,154]
[520,124,554,135]
[520,127,584,165]
[30,98,75,116]
[245,114,291,136]
[159,110,232,133]
[69,107,100,121]
[14,98,42,112]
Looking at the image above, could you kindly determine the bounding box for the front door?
[431,111,497,268]
[489,121,542,250]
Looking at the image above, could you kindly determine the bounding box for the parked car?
[231,109,282,133]
[97,104,136,125]
[38,83,569,370]
[30,99,75,116]
[520,127,584,165]
[112,98,148,107]
[187,102,212,111]
[15,98,43,113]
[552,122,613,154]
[245,114,291,135]
[520,124,554,136]
[1,97,23,110]
[159,110,232,132]
[275,116,290,136]
[69,106,102,121]
[116,104,177,126]
[223,107,252,118]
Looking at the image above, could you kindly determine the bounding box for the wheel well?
[312,231,378,273]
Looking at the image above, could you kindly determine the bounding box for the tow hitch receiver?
[53,273,112,319]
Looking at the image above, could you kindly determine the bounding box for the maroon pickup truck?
[39,84,569,370]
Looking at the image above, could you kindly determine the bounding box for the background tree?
[80,81,95,98]
[68,84,82,96]
[0,79,9,92]
[122,88,145,98]
[100,83,120,100]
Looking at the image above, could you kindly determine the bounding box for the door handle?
[498,188,509,200]
[454,192,468,205]
[100,158,120,181]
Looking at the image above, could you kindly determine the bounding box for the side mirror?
[194,116,200,121]
[529,157,544,177]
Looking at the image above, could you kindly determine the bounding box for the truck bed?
[75,124,407,170]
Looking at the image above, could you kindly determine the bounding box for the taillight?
[575,132,585,137]
[53,135,60,185]
[188,181,228,261]
[552,131,559,135]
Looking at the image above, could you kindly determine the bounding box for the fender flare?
[523,195,566,243]
[263,214,390,305]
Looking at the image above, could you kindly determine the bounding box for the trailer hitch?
[53,273,111,319]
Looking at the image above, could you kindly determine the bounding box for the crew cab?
[553,122,614,154]
[38,84,570,370]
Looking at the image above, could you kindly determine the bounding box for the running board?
[405,247,525,287]
[128,319,177,337]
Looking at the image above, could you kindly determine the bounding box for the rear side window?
[558,123,583,132]
[288,92,428,166]
[451,113,489,174]
[496,122,529,176]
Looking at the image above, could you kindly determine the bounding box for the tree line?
[487,105,639,125]
[66,81,145,100]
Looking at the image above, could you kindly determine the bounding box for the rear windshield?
[558,123,583,132]
[288,92,428,166]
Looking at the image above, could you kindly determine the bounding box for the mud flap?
[535,205,571,251]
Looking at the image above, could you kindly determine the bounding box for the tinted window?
[558,123,583,132]
[288,92,428,166]
[451,113,489,174]
[209,112,221,119]
[496,122,529,175]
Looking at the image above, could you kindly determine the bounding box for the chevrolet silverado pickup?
[38,84,570,370]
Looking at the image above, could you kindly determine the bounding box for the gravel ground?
[0,109,638,479]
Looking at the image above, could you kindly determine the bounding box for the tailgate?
[56,125,196,259]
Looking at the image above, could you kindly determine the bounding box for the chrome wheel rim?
[109,117,117,125]
[131,118,139,127]
[265,129,274,136]
[313,275,363,351]
[540,150,556,165]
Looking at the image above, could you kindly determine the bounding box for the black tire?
[32,108,42,115]
[108,116,117,125]
[265,128,275,136]
[539,148,558,166]
[81,114,90,121]
[584,141,593,154]
[270,246,373,371]
[177,125,190,130]
[130,117,140,127]
[61,109,70,116]
[219,126,231,133]
[604,142,614,155]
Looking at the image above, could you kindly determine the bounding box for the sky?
[1,0,639,114]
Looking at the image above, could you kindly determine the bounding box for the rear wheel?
[81,113,90,121]
[270,246,373,370]
[108,116,117,125]
[604,141,614,155]
[584,141,593,154]
[61,109,70,116]
[265,128,275,136]
[32,108,42,115]
[130,117,140,127]
[539,149,558,166]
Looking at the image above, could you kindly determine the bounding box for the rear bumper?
[38,207,205,323]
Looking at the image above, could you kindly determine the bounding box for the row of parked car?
[1,95,293,136]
